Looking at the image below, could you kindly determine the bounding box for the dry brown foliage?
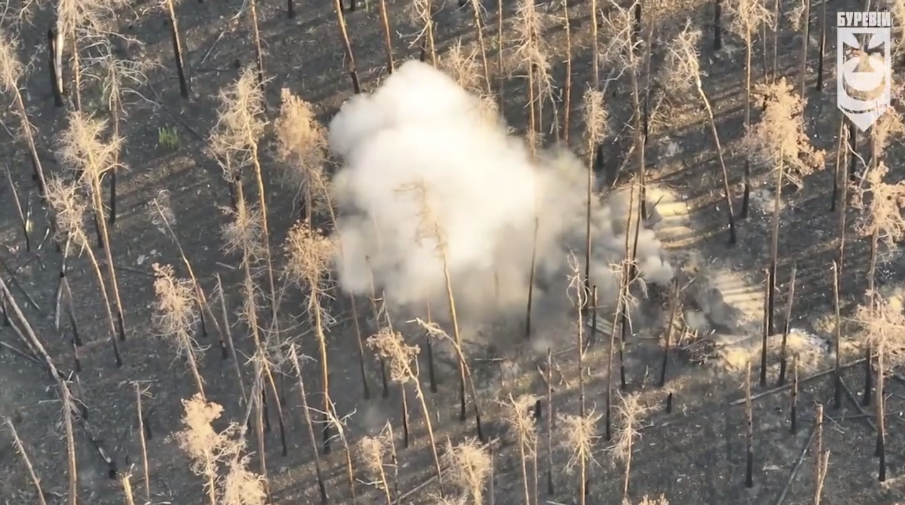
[175,395,244,503]
[57,0,129,37]
[662,21,702,92]
[209,65,267,179]
[282,220,336,310]
[359,431,393,504]
[886,0,905,59]
[513,0,554,102]
[785,0,809,31]
[220,203,266,262]
[440,39,483,94]
[610,392,645,464]
[725,0,774,39]
[852,163,905,245]
[220,455,268,505]
[872,108,905,158]
[558,409,601,471]
[274,88,328,191]
[742,78,825,188]
[0,29,24,92]
[44,177,89,246]
[631,495,669,505]
[83,42,155,112]
[56,111,124,181]
[367,327,419,384]
[582,87,608,144]
[503,394,536,443]
[151,263,199,343]
[853,291,905,365]
[175,396,239,462]
[359,434,389,478]
[442,437,491,504]
[599,0,640,68]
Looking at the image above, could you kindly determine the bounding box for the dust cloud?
[327,60,673,334]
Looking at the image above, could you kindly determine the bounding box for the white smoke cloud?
[327,60,673,333]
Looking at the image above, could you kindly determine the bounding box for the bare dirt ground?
[1,0,905,504]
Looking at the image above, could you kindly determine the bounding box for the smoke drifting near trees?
[328,60,673,331]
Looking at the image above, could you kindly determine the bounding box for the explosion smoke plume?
[328,60,673,332]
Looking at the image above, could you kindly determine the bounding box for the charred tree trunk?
[165,0,192,99]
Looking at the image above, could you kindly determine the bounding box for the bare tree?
[0,30,49,198]
[560,408,601,505]
[282,221,337,453]
[443,437,492,505]
[4,418,48,505]
[663,21,737,244]
[725,0,774,216]
[151,263,206,397]
[505,394,537,505]
[368,328,443,481]
[742,78,824,338]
